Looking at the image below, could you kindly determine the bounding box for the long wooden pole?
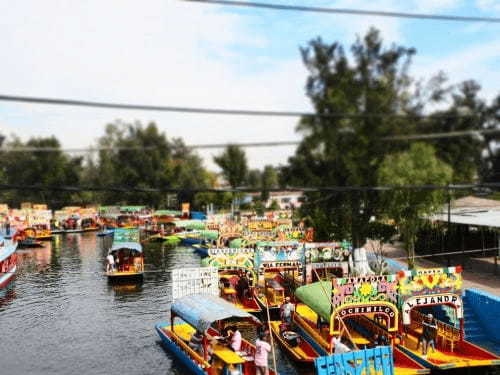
[265,296,278,374]
[312,268,359,351]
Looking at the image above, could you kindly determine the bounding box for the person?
[106,253,115,272]
[280,297,295,324]
[330,336,351,354]
[255,332,271,375]
[229,325,242,352]
[236,272,250,300]
[189,330,205,356]
[421,313,437,358]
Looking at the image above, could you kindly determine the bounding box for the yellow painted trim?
[329,301,399,335]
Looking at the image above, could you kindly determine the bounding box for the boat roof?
[295,281,332,322]
[171,294,259,332]
[109,242,142,254]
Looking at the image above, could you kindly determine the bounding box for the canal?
[0,233,302,375]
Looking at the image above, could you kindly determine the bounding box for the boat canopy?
[295,281,332,322]
[171,294,259,332]
[109,242,142,254]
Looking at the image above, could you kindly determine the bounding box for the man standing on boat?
[106,253,115,273]
[421,313,437,358]
[280,297,295,324]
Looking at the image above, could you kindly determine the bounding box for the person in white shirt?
[330,336,351,354]
[106,254,115,272]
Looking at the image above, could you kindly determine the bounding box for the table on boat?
[212,345,246,364]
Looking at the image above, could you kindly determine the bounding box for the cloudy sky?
[0,0,499,170]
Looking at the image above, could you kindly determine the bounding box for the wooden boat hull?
[18,240,44,248]
[106,271,144,280]
[269,321,319,364]
[192,244,209,257]
[156,323,209,375]
[181,237,203,246]
[0,265,16,289]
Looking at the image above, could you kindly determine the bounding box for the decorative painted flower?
[359,282,373,296]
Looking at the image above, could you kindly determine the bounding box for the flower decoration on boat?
[359,282,373,297]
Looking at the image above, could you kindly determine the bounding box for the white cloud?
[476,0,500,12]
[0,0,498,173]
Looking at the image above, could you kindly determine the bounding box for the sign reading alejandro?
[330,275,399,334]
[397,267,463,325]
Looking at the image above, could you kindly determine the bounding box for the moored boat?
[0,236,17,289]
[269,320,319,364]
[155,294,278,375]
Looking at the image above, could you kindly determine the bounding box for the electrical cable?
[183,0,500,23]
[0,94,483,119]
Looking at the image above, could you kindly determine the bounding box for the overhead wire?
[0,94,484,119]
[182,0,500,23]
[0,182,497,193]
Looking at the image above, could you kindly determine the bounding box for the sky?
[0,0,499,170]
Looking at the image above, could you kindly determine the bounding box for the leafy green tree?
[282,28,421,244]
[246,169,261,189]
[1,136,83,207]
[378,143,453,268]
[261,165,279,202]
[213,145,248,188]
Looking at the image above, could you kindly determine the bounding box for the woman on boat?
[255,332,271,375]
[225,326,242,352]
[280,297,295,324]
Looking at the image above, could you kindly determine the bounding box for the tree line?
[0,27,498,259]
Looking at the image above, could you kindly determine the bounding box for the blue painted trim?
[155,323,207,375]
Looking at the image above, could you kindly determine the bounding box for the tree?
[1,136,83,207]
[282,28,422,244]
[213,145,248,188]
[261,165,279,202]
[377,143,453,268]
[365,221,397,275]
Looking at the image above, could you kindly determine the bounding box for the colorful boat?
[202,248,261,313]
[14,230,44,248]
[395,267,500,370]
[106,228,144,280]
[0,237,17,289]
[269,320,319,364]
[155,294,278,375]
[97,229,114,237]
[25,225,53,240]
[254,242,303,311]
[293,280,430,375]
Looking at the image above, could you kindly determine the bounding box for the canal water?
[0,233,302,375]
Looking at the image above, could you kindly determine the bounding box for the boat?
[293,280,431,375]
[25,225,53,240]
[14,230,44,248]
[254,242,304,311]
[395,267,500,370]
[0,236,17,289]
[155,294,278,375]
[106,228,144,280]
[202,248,261,313]
[269,320,319,364]
[97,229,114,237]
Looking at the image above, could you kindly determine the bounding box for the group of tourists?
[188,325,272,375]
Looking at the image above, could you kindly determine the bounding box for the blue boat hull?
[181,237,203,246]
[155,323,207,375]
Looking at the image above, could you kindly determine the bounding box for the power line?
[2,127,499,154]
[0,94,481,119]
[0,182,497,193]
[0,146,155,153]
[183,0,500,23]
